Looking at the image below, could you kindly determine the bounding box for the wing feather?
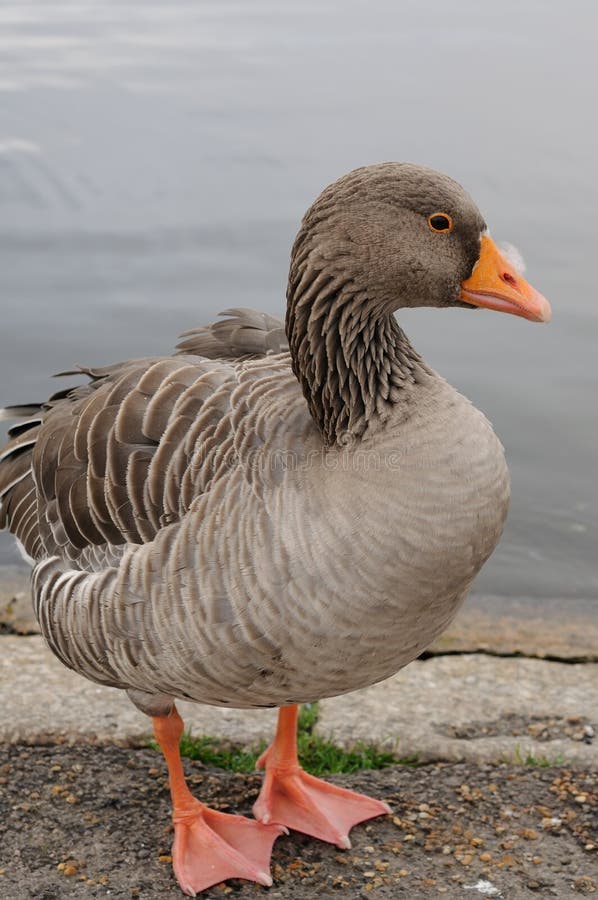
[0,309,298,572]
[176,308,287,359]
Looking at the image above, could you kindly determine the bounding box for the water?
[1,1,596,601]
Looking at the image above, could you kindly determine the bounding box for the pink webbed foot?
[253,728,391,849]
[152,706,285,896]
[172,799,285,896]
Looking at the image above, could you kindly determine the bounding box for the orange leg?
[153,706,285,896]
[253,705,390,849]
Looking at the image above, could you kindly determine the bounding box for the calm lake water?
[1,1,596,603]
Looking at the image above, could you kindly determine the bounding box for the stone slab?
[0,636,277,746]
[1,635,596,769]
[317,654,598,768]
[430,592,598,661]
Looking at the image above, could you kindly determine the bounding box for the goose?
[0,163,551,896]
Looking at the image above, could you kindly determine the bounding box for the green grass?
[505,744,566,767]
[295,735,413,775]
[297,701,320,735]
[176,733,267,773]
[149,701,419,775]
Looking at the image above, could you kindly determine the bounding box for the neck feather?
[286,254,430,446]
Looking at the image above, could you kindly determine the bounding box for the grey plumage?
[176,308,287,360]
[0,163,510,713]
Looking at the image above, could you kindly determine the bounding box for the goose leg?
[153,706,285,896]
[252,705,390,848]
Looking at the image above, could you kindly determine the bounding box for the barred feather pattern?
[0,310,509,708]
[175,307,288,360]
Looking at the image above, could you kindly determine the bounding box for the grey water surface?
[1,1,596,603]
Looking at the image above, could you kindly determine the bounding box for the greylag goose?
[0,163,550,896]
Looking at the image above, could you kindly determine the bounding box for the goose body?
[0,163,549,894]
[20,341,508,710]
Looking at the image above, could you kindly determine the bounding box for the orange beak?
[460,235,551,323]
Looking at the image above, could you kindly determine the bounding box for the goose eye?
[428,213,453,233]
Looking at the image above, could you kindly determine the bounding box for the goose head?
[288,161,551,323]
[286,162,551,444]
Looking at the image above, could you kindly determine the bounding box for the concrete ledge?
[0,636,277,745]
[431,593,598,661]
[1,635,596,769]
[316,654,597,769]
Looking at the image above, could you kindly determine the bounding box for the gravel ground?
[0,744,596,899]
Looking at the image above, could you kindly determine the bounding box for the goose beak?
[460,235,551,323]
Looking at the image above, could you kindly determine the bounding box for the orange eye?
[428,212,453,233]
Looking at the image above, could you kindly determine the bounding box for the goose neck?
[286,266,430,445]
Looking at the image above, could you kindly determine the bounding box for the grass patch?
[298,701,320,734]
[148,701,419,775]
[296,734,414,775]
[176,733,266,772]
[505,744,566,767]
